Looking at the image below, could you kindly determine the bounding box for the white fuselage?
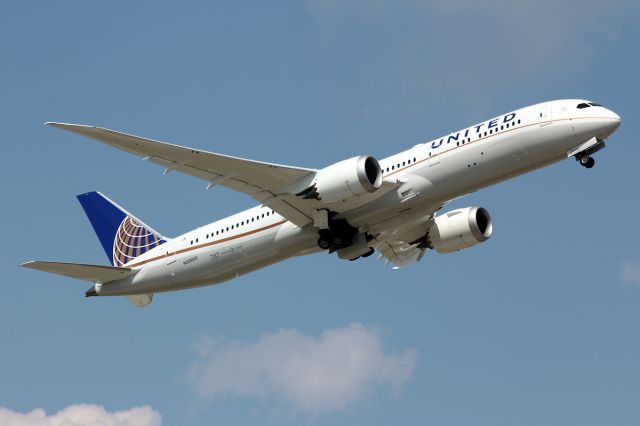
[96,99,621,296]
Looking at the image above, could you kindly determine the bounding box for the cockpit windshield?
[577,102,604,109]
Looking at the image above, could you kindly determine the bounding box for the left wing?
[47,123,318,226]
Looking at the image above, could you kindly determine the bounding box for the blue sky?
[2,1,639,425]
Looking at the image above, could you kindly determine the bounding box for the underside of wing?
[375,240,426,268]
[47,123,318,226]
[371,211,438,268]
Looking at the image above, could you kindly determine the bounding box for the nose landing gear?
[578,155,595,169]
[572,138,605,169]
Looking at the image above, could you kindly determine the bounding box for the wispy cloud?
[188,323,417,415]
[307,0,626,115]
[0,404,161,426]
[621,258,640,284]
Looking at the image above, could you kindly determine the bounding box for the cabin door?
[165,242,176,265]
[538,106,552,126]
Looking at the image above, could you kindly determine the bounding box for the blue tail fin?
[77,192,167,266]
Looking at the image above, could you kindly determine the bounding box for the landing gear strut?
[579,155,595,169]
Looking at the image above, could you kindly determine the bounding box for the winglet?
[45,122,95,130]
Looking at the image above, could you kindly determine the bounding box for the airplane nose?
[608,109,621,123]
[602,109,621,137]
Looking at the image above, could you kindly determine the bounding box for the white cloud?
[0,404,161,426]
[188,323,417,415]
[621,258,640,283]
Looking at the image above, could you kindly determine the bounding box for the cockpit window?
[588,102,602,107]
[577,103,590,109]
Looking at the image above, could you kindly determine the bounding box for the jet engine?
[428,207,493,253]
[298,156,383,203]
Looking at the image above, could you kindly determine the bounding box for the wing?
[370,209,440,268]
[47,123,318,226]
[375,240,425,268]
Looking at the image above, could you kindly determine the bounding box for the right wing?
[370,205,443,268]
[374,239,426,268]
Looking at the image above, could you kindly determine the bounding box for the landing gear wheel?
[332,236,344,247]
[317,236,331,250]
[579,155,595,168]
[585,157,595,168]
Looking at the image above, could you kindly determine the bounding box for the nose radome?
[607,108,621,122]
[602,108,621,136]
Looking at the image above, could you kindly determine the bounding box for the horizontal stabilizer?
[21,261,134,283]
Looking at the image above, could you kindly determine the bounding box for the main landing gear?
[316,215,374,261]
[578,155,595,169]
[317,231,333,250]
[317,228,350,251]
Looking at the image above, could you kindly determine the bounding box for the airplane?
[22,99,621,307]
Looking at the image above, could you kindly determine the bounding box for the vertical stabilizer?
[76,191,167,266]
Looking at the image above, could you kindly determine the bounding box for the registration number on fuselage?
[183,256,198,265]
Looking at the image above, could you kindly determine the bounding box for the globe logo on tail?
[112,216,165,267]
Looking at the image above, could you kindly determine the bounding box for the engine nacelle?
[428,207,493,253]
[306,156,383,203]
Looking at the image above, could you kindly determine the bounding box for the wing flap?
[374,240,425,268]
[370,211,439,268]
[21,261,134,283]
